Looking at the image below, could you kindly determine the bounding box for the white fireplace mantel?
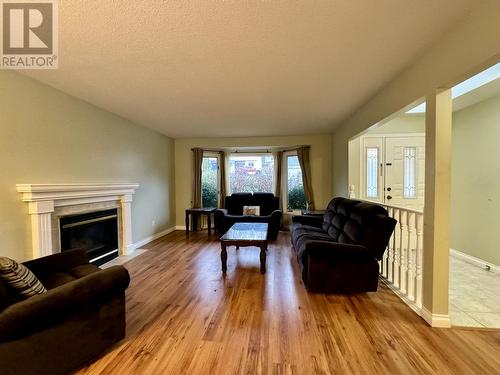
[17,183,139,259]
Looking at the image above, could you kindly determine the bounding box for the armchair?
[214,193,282,240]
[0,249,130,375]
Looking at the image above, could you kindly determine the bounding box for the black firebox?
[59,209,119,266]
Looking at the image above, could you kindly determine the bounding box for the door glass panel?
[366,148,378,198]
[403,147,417,198]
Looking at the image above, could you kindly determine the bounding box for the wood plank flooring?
[75,231,500,375]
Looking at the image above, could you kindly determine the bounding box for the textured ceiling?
[21,0,479,138]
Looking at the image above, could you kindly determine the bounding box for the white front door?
[361,135,425,210]
[384,136,425,210]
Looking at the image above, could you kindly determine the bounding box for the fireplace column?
[28,200,55,258]
[120,194,134,255]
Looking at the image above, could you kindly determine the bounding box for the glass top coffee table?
[219,223,268,274]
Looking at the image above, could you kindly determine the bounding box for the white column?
[422,88,452,327]
[28,200,55,258]
[120,194,134,255]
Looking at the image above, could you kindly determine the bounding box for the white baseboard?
[420,307,451,328]
[133,226,176,251]
[175,225,186,230]
[450,248,500,274]
[380,278,451,328]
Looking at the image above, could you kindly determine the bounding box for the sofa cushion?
[252,193,278,215]
[67,264,100,279]
[291,222,325,234]
[0,257,47,298]
[320,197,395,258]
[0,281,19,312]
[38,264,101,290]
[294,232,336,256]
[226,193,252,215]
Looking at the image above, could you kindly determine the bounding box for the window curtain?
[192,148,204,209]
[297,146,315,210]
[273,151,283,209]
[218,151,227,208]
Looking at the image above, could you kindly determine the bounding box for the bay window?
[228,154,274,193]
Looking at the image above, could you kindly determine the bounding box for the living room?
[1,1,500,374]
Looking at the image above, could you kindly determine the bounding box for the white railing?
[364,200,424,311]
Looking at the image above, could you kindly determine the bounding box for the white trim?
[175,225,187,230]
[133,227,176,250]
[17,183,139,205]
[450,248,500,274]
[361,132,425,138]
[381,278,450,328]
[420,307,451,328]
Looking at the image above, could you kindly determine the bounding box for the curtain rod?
[191,145,310,153]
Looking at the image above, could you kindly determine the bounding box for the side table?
[185,208,216,237]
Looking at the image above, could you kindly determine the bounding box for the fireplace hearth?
[60,209,119,266]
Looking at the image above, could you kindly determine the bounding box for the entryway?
[359,134,425,210]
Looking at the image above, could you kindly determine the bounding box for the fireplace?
[60,209,119,266]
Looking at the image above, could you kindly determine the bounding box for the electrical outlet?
[152,220,156,227]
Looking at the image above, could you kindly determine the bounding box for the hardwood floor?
[75,231,500,375]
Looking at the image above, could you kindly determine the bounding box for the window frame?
[283,151,306,213]
[227,152,275,194]
[201,152,221,208]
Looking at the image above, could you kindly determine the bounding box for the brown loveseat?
[0,249,130,375]
[291,197,396,293]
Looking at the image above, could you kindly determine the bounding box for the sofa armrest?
[303,241,375,263]
[292,215,323,228]
[214,208,228,216]
[23,249,89,277]
[270,209,282,217]
[0,265,130,341]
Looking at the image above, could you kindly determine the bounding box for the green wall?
[451,93,500,266]
[0,71,175,261]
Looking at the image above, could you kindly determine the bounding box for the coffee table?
[219,223,268,274]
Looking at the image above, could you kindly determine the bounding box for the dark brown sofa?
[214,193,282,240]
[0,249,130,375]
[291,197,396,293]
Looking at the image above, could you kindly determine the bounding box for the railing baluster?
[388,207,396,283]
[399,210,408,294]
[415,213,424,308]
[407,212,416,302]
[381,207,390,278]
[393,208,401,288]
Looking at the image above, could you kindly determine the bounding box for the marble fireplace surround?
[16,183,139,259]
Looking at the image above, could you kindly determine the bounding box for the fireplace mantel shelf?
[17,183,140,203]
[16,183,140,259]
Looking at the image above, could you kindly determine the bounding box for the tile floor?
[449,255,500,328]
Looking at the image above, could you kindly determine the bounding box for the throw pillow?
[0,257,47,298]
[243,205,260,216]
